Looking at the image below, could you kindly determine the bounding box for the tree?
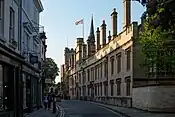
[139,0,175,74]
[44,58,59,83]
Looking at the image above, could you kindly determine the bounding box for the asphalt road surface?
[58,100,124,117]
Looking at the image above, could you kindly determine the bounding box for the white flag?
[75,19,83,25]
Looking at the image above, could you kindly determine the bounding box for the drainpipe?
[17,0,23,117]
[18,0,22,52]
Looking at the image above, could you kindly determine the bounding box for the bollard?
[53,101,56,113]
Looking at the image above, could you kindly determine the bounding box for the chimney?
[96,27,100,51]
[101,20,106,47]
[111,8,118,37]
[123,0,131,29]
[108,31,111,42]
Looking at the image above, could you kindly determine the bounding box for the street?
[57,100,123,117]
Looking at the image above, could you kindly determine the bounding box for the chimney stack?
[101,20,106,47]
[111,8,118,37]
[123,0,131,29]
[108,31,111,42]
[96,27,100,51]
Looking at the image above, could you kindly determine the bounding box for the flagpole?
[66,36,68,47]
[82,18,84,39]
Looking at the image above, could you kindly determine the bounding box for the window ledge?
[8,43,17,50]
[0,36,6,43]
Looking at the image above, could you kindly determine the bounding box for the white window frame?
[23,30,31,52]
[0,0,4,39]
[9,7,15,41]
[0,0,4,20]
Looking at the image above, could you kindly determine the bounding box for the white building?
[21,0,46,113]
[0,0,46,116]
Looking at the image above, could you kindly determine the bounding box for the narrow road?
[57,100,123,117]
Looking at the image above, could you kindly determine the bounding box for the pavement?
[57,100,124,117]
[91,101,175,117]
[24,104,60,117]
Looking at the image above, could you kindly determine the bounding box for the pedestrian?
[48,93,51,110]
[44,95,48,110]
[53,95,56,113]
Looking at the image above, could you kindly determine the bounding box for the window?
[100,63,102,78]
[126,48,131,71]
[95,85,97,96]
[75,75,77,83]
[0,66,15,111]
[83,86,86,96]
[0,0,3,19]
[95,65,98,80]
[88,87,90,96]
[125,77,131,96]
[116,79,121,96]
[87,69,90,81]
[0,0,4,37]
[27,34,30,51]
[32,84,37,105]
[96,65,98,80]
[104,60,108,77]
[104,84,108,96]
[83,72,86,84]
[97,84,99,96]
[79,87,81,96]
[0,65,3,111]
[84,87,86,96]
[117,53,121,73]
[98,65,100,79]
[100,84,102,96]
[104,62,106,77]
[73,76,75,86]
[91,68,94,81]
[23,31,30,51]
[9,7,15,41]
[72,88,74,96]
[110,56,114,75]
[71,77,74,86]
[110,81,114,96]
[79,73,81,84]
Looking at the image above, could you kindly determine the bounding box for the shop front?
[0,63,16,117]
[0,43,24,117]
[22,65,41,113]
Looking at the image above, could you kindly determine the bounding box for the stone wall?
[133,86,175,112]
[94,97,132,107]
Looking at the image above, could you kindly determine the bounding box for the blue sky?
[40,0,145,83]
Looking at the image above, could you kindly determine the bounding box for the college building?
[61,0,175,112]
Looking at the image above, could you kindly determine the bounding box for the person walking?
[44,95,48,110]
[48,93,51,110]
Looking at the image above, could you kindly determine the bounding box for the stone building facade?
[0,0,46,116]
[61,0,175,113]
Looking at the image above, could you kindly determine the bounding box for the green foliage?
[139,2,175,72]
[44,58,59,82]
